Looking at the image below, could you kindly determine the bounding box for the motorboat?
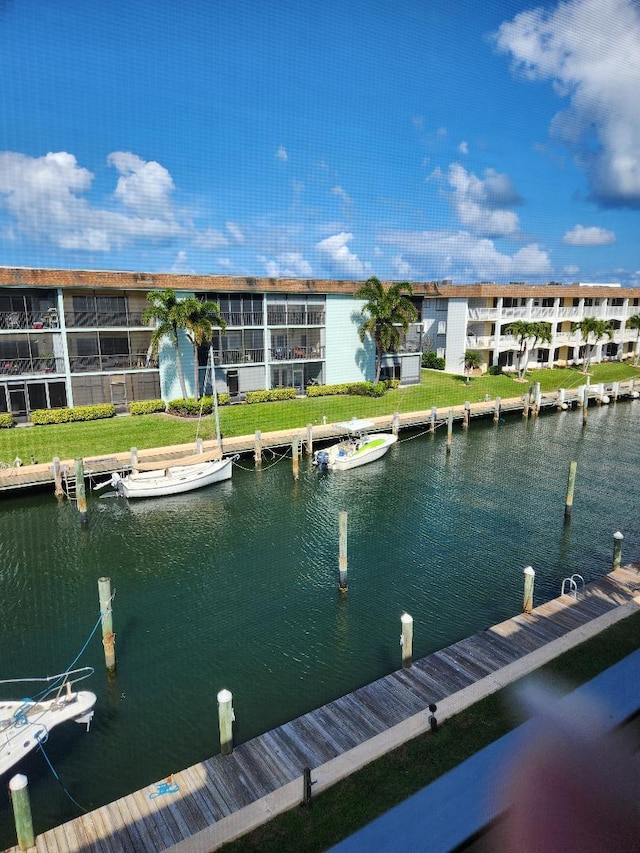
[0,667,96,777]
[109,451,233,499]
[313,418,397,471]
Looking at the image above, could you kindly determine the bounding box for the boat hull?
[116,457,233,499]
[0,690,96,777]
[315,433,397,471]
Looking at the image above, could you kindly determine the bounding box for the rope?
[37,733,88,813]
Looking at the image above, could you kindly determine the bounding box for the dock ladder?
[62,465,77,503]
[561,573,585,600]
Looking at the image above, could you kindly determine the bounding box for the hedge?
[30,404,116,425]
[246,388,297,403]
[166,395,231,417]
[129,399,166,415]
[306,381,386,398]
[0,413,14,429]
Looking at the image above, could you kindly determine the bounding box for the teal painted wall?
[325,294,374,383]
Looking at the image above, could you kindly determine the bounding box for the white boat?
[109,451,233,499]
[0,667,96,777]
[313,418,397,471]
[104,346,236,499]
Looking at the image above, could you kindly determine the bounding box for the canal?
[1,401,639,844]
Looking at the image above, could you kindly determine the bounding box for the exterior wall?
[444,298,468,374]
[324,294,371,383]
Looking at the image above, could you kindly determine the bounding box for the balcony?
[266,310,325,326]
[212,348,265,365]
[270,345,324,361]
[220,311,264,327]
[67,311,147,328]
[0,309,60,330]
[0,356,64,376]
[467,308,498,320]
[68,353,158,372]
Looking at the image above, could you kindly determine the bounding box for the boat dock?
[8,564,639,853]
[0,380,636,494]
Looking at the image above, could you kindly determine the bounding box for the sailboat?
[107,348,235,499]
[0,667,96,777]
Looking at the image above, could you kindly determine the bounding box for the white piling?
[523,565,535,613]
[401,613,413,668]
[217,688,234,755]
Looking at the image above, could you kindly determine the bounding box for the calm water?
[1,401,639,843]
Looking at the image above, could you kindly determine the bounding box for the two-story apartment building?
[0,268,637,421]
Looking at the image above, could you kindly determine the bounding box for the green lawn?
[1,362,638,464]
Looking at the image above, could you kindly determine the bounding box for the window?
[437,320,446,335]
[435,299,447,311]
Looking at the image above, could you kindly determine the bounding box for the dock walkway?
[10,564,639,853]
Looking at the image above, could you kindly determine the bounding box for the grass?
[221,609,640,853]
[1,362,638,464]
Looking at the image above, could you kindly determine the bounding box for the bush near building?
[30,404,116,425]
[422,351,445,370]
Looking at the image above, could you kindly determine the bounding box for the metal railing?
[0,357,64,375]
[67,311,147,328]
[68,353,158,372]
[0,310,60,330]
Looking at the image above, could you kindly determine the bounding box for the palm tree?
[463,349,482,383]
[180,296,226,399]
[625,314,640,365]
[142,289,190,400]
[504,320,552,381]
[355,277,418,382]
[571,317,614,373]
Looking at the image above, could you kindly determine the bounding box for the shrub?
[422,351,445,370]
[488,364,503,375]
[30,404,116,425]
[0,413,14,429]
[306,383,350,397]
[384,378,400,389]
[129,399,166,415]
[165,395,232,417]
[345,381,386,397]
[246,388,297,403]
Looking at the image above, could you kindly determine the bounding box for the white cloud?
[445,163,521,236]
[225,221,245,243]
[260,252,313,278]
[563,224,616,245]
[315,231,367,277]
[276,146,288,162]
[0,150,183,251]
[192,228,229,249]
[494,0,640,207]
[391,255,413,277]
[108,151,175,217]
[378,229,552,281]
[564,264,580,276]
[458,141,469,155]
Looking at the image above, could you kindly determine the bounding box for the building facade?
[0,268,637,421]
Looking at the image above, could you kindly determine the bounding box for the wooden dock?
[9,564,639,853]
[0,379,636,494]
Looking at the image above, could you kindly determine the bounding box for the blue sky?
[0,0,639,285]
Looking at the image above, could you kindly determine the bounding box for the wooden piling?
[75,458,88,523]
[196,437,204,454]
[254,431,262,467]
[306,423,313,456]
[564,461,577,522]
[9,774,34,851]
[217,688,234,756]
[338,511,348,591]
[612,531,624,571]
[533,382,541,416]
[583,387,589,426]
[612,381,619,403]
[292,437,299,480]
[392,411,400,436]
[52,456,63,498]
[523,565,535,613]
[493,397,501,424]
[430,407,437,434]
[446,410,453,455]
[130,447,138,469]
[522,395,530,419]
[401,612,413,668]
[463,401,470,429]
[302,767,314,807]
[98,576,116,675]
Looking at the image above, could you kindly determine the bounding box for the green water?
[1,402,639,844]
